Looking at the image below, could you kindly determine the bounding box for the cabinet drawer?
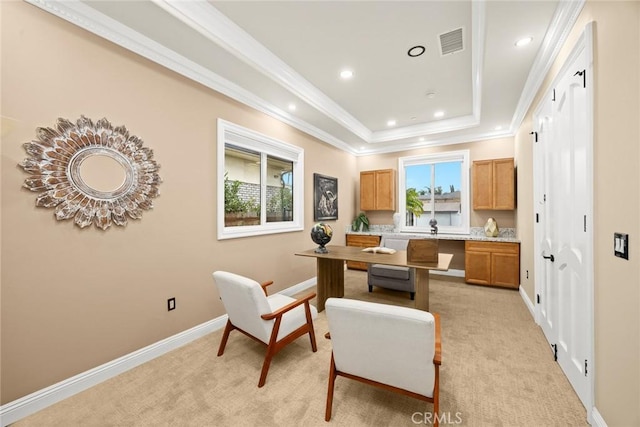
[465,241,519,254]
[346,234,381,247]
[346,234,380,270]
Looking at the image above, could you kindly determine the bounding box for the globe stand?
[314,244,329,254]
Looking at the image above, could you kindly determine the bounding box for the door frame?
[532,22,594,418]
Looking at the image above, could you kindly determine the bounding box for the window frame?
[217,119,304,240]
[397,150,470,235]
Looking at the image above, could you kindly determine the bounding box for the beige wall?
[515,1,640,425]
[0,2,356,403]
[356,137,516,229]
[3,1,639,425]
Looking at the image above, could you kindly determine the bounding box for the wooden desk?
[295,245,453,312]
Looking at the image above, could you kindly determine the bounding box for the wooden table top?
[295,245,453,271]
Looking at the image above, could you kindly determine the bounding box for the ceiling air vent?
[439,27,464,56]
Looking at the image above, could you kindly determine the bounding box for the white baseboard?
[589,407,607,427]
[0,275,321,426]
[430,268,465,278]
[0,314,229,426]
[278,276,316,297]
[519,286,536,318]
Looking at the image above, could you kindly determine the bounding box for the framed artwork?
[313,173,338,221]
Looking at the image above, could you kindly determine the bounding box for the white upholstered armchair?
[213,271,318,387]
[324,298,442,425]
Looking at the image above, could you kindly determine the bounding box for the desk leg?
[316,258,345,312]
[414,269,430,311]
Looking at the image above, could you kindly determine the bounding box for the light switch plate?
[614,233,629,260]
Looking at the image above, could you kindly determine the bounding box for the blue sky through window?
[406,162,461,193]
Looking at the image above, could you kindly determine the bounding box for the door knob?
[543,254,555,262]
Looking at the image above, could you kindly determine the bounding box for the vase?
[484,217,499,237]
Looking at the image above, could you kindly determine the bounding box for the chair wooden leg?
[325,353,337,422]
[258,316,283,387]
[217,319,235,357]
[258,346,276,388]
[433,364,440,427]
[305,302,318,352]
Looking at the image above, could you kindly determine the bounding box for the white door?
[533,104,556,344]
[533,25,593,413]
[552,52,591,406]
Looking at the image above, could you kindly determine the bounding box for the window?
[398,150,469,234]
[218,119,304,240]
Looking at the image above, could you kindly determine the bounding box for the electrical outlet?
[167,297,176,311]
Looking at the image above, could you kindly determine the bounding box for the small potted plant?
[351,212,370,232]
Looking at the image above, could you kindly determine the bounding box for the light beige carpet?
[15,271,588,426]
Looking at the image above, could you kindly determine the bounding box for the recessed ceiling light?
[515,37,533,47]
[495,125,503,131]
[419,137,425,142]
[340,70,354,79]
[407,45,426,57]
[433,111,445,118]
[360,146,365,150]
[288,103,296,111]
[387,120,397,127]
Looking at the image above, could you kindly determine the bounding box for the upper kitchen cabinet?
[472,158,515,210]
[360,169,395,211]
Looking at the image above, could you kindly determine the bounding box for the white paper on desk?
[361,246,397,254]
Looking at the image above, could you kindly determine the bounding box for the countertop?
[346,227,519,243]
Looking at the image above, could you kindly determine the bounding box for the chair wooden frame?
[325,314,441,425]
[217,280,318,387]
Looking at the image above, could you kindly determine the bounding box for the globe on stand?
[311,223,333,253]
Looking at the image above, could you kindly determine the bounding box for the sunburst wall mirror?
[19,116,161,230]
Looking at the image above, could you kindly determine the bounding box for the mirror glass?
[78,154,127,193]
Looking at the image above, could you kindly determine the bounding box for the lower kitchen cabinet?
[464,241,520,288]
[346,234,381,270]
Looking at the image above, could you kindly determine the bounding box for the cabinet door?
[493,158,515,210]
[360,171,376,211]
[464,250,491,285]
[491,252,520,288]
[375,169,395,210]
[465,241,520,287]
[472,160,493,210]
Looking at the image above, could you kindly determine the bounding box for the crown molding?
[152,0,372,142]
[25,0,575,156]
[355,127,515,156]
[471,0,485,121]
[370,114,480,143]
[24,0,360,155]
[509,0,586,132]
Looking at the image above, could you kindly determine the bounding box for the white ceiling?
[28,0,584,155]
